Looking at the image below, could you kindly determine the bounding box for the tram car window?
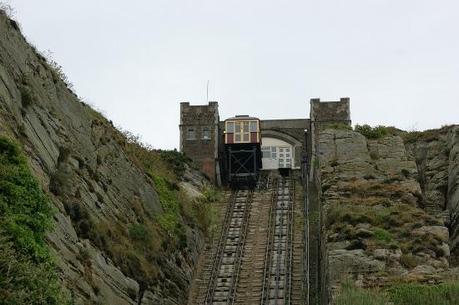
[223,115,262,187]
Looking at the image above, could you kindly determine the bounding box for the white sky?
[7,0,459,149]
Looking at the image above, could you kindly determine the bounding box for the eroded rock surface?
[405,126,459,264]
[0,14,205,304]
[319,129,453,293]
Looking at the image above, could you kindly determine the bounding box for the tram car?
[223,115,262,187]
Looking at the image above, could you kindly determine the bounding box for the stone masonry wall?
[310,98,351,128]
[180,102,219,183]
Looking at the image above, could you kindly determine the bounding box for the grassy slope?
[0,137,69,304]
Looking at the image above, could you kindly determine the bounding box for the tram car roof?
[225,115,260,121]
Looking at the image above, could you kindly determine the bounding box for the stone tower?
[179,102,220,184]
[310,97,351,129]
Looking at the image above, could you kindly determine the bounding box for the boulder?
[329,249,385,284]
[412,226,449,242]
[373,249,389,260]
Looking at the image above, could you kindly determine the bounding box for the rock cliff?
[0,12,208,304]
[318,127,457,298]
[405,126,459,265]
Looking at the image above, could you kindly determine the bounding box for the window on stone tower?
[202,127,211,140]
[187,128,196,140]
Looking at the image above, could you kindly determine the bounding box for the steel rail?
[203,191,237,304]
[228,191,252,305]
[260,175,294,305]
[260,177,278,304]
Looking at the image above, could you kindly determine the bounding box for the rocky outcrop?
[0,13,205,304]
[318,129,452,295]
[405,126,459,265]
[448,128,459,264]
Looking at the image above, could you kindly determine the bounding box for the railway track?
[261,176,294,305]
[188,172,304,305]
[234,178,273,305]
[203,190,253,305]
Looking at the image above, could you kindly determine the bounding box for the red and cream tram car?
[223,115,262,187]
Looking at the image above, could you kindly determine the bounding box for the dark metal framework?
[225,144,262,187]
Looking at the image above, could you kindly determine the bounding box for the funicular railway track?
[189,172,303,305]
[261,176,294,305]
[203,190,253,305]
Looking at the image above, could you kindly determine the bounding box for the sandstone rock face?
[405,126,459,264]
[0,15,204,304]
[447,127,459,263]
[319,128,452,293]
[328,249,385,282]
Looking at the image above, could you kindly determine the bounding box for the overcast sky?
[7,0,459,149]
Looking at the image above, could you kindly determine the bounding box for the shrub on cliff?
[354,124,389,139]
[0,136,69,304]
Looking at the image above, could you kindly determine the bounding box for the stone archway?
[261,129,303,147]
[261,129,304,169]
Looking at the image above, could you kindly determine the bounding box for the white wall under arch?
[261,137,295,170]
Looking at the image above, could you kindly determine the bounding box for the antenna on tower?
[206,80,210,102]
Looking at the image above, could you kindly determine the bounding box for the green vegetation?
[335,281,459,305]
[335,281,387,305]
[354,124,389,139]
[388,282,459,305]
[0,136,69,304]
[128,224,149,241]
[152,175,186,246]
[374,228,392,243]
[158,149,191,177]
[120,129,217,238]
